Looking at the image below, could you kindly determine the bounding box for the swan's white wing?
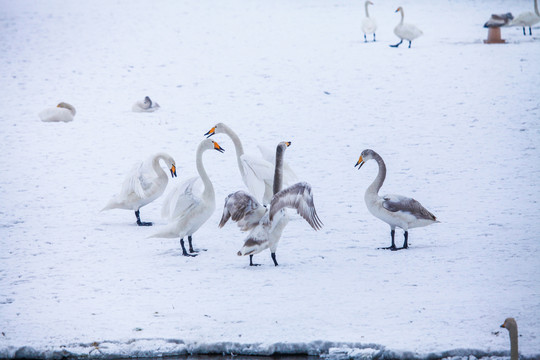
[119,161,151,199]
[240,154,274,202]
[219,190,265,231]
[257,145,298,185]
[269,182,323,230]
[161,177,200,220]
[382,194,437,221]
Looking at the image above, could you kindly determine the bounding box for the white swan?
[102,153,177,226]
[205,123,296,204]
[512,0,540,35]
[355,149,438,250]
[132,96,160,112]
[39,102,76,122]
[361,1,377,42]
[501,318,519,360]
[150,139,224,256]
[219,141,322,266]
[390,6,423,48]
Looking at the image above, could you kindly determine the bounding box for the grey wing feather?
[269,182,323,230]
[219,190,264,230]
[382,195,437,221]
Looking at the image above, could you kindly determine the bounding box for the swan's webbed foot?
[390,40,402,47]
[249,255,261,266]
[135,210,152,226]
[378,229,399,250]
[271,253,279,266]
[187,236,205,253]
[180,239,198,257]
[408,41,412,48]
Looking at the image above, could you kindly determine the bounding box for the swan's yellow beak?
[205,127,216,138]
[213,141,225,153]
[286,141,291,147]
[395,7,401,12]
[170,164,177,177]
[355,156,365,169]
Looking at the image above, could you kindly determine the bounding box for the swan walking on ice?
[512,0,540,35]
[219,142,322,266]
[205,123,296,204]
[501,318,519,360]
[361,1,377,42]
[39,102,76,122]
[150,139,224,257]
[102,153,177,226]
[390,6,423,48]
[355,149,438,250]
[132,96,160,112]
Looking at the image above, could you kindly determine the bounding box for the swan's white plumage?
[205,123,296,204]
[39,102,76,122]
[102,152,176,215]
[511,0,540,34]
[392,7,423,46]
[361,1,377,40]
[161,176,200,220]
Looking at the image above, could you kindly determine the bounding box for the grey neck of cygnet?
[273,145,285,195]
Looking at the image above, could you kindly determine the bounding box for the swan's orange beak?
[205,127,216,138]
[355,156,365,169]
[213,141,225,153]
[286,141,291,147]
[395,7,401,12]
[170,164,177,177]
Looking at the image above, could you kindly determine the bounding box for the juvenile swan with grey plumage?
[501,318,519,360]
[355,149,438,250]
[220,142,322,266]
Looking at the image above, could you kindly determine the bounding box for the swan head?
[277,141,291,150]
[355,149,376,169]
[143,96,152,109]
[501,318,518,332]
[366,1,373,5]
[204,122,228,138]
[395,6,403,13]
[56,102,76,115]
[161,154,177,178]
[201,138,225,153]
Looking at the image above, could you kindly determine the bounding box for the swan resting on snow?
[355,149,438,250]
[511,0,540,35]
[132,96,160,112]
[501,318,519,360]
[102,153,177,226]
[219,141,322,266]
[150,139,225,257]
[39,102,76,122]
[390,6,423,48]
[361,1,377,42]
[205,122,296,204]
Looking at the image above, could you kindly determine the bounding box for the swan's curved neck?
[196,144,214,200]
[221,124,245,176]
[365,1,370,17]
[366,152,386,198]
[399,8,404,24]
[508,325,519,360]
[152,154,168,179]
[535,0,539,17]
[273,145,285,195]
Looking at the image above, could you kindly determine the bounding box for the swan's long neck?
[273,145,285,195]
[365,152,386,199]
[508,325,519,360]
[535,0,539,17]
[196,144,214,201]
[365,1,370,17]
[152,154,168,181]
[221,124,245,177]
[399,8,404,24]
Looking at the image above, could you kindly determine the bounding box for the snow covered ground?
[1,0,539,358]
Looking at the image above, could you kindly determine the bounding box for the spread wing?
[269,182,323,230]
[219,190,266,231]
[161,176,201,220]
[382,194,437,221]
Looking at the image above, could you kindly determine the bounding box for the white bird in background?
[132,96,160,112]
[219,141,322,266]
[150,139,225,257]
[501,318,519,360]
[39,102,76,122]
[205,123,296,204]
[102,153,177,226]
[361,0,377,42]
[512,0,540,36]
[355,149,438,250]
[390,6,423,48]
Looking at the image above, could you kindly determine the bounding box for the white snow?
[0,0,539,359]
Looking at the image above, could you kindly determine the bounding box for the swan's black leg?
[135,210,152,226]
[390,39,402,47]
[401,231,409,249]
[408,40,412,48]
[373,33,376,42]
[249,254,261,266]
[188,235,197,253]
[180,238,197,257]
[364,33,367,42]
[271,253,279,266]
[523,27,526,36]
[529,27,532,36]
[379,230,397,250]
